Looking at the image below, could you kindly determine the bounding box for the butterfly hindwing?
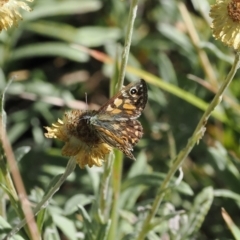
[94,120,143,160]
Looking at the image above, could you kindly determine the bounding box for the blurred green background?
[1,0,240,239]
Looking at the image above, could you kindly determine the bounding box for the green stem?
[117,0,139,89]
[98,153,114,222]
[108,150,123,240]
[3,157,76,240]
[0,79,18,202]
[108,1,139,239]
[135,53,240,240]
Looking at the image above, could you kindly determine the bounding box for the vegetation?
[1,0,240,239]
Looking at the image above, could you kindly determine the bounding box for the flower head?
[0,0,33,31]
[44,110,112,169]
[210,0,240,50]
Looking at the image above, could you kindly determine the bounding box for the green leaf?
[64,194,94,215]
[95,220,111,240]
[14,146,31,162]
[0,68,6,97]
[179,187,214,238]
[8,122,30,143]
[44,174,65,193]
[78,205,95,239]
[25,0,102,20]
[157,52,177,85]
[119,152,149,209]
[52,214,77,240]
[157,23,193,56]
[0,79,12,124]
[0,216,25,240]
[36,208,46,234]
[208,142,240,179]
[127,151,149,178]
[43,222,61,240]
[201,42,233,64]
[86,167,101,196]
[25,21,121,47]
[121,173,193,196]
[0,183,19,212]
[11,43,89,62]
[214,189,240,203]
[42,166,75,182]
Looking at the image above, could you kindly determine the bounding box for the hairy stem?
[135,53,240,240]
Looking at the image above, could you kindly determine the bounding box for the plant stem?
[75,2,139,234]
[98,153,114,222]
[178,2,218,86]
[1,79,40,239]
[108,150,123,240]
[107,1,139,239]
[135,53,240,240]
[3,157,76,240]
[0,79,18,202]
[117,0,139,89]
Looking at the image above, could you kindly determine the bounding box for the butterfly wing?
[94,120,143,160]
[97,79,148,121]
[89,80,147,159]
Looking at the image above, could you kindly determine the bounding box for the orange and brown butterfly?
[44,79,148,168]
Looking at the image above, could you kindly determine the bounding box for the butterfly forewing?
[97,79,147,121]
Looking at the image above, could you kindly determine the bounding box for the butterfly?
[76,79,148,160]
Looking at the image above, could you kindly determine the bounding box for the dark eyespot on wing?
[97,79,148,120]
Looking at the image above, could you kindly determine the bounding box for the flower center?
[228,0,240,22]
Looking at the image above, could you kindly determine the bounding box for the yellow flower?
[44,110,112,169]
[210,0,240,50]
[0,0,33,31]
